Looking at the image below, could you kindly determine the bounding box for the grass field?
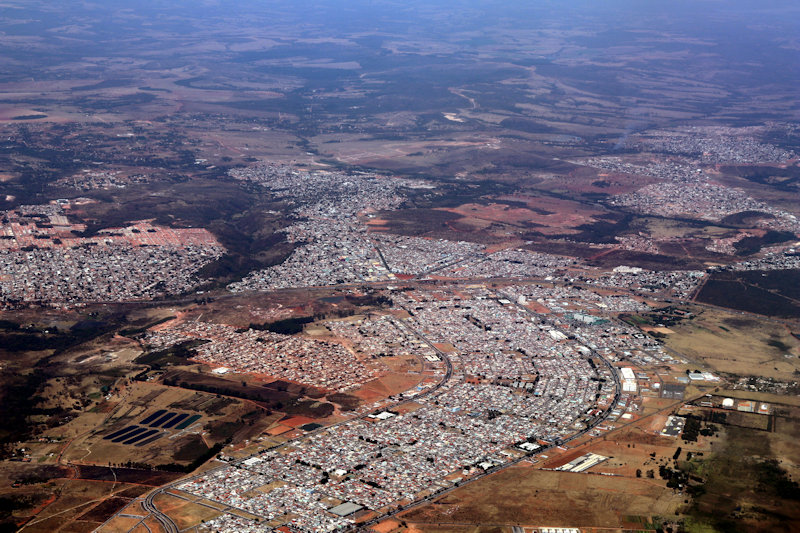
[719,389,800,407]
[15,480,145,533]
[654,307,800,380]
[400,465,683,530]
[681,421,800,533]
[152,491,224,530]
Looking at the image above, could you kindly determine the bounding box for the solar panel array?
[102,411,202,447]
[175,414,201,429]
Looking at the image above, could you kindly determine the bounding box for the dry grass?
[660,308,800,380]
[19,480,129,533]
[153,492,223,530]
[401,465,682,530]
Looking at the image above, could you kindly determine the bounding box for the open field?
[400,465,683,530]
[696,270,800,318]
[151,491,225,530]
[440,197,606,236]
[55,380,276,469]
[680,422,800,533]
[13,480,154,533]
[653,307,800,380]
[719,389,800,407]
[352,358,426,405]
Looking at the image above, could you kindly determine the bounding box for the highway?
[141,489,178,533]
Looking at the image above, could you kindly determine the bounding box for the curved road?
[142,490,178,533]
[112,284,625,533]
[355,292,623,531]
[126,309,460,532]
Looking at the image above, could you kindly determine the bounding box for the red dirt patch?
[266,424,293,436]
[280,415,316,428]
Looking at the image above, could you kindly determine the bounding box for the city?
[1,2,799,532]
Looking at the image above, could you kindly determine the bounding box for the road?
[100,279,686,532]
[389,311,454,399]
[119,306,461,532]
[411,251,487,279]
[141,489,178,533]
[355,291,624,531]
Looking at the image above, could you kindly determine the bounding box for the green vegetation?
[621,313,652,325]
[11,114,47,120]
[119,315,177,337]
[767,339,792,352]
[0,495,36,532]
[135,339,208,369]
[678,424,800,532]
[733,230,796,256]
[173,434,210,462]
[681,416,718,443]
[159,371,334,417]
[157,440,229,473]
[697,270,800,318]
[754,459,800,500]
[0,369,60,451]
[0,319,119,353]
[249,315,315,335]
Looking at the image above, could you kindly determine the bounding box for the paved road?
[100,279,675,532]
[141,489,178,533]
[412,251,486,279]
[354,291,624,531]
[118,307,461,532]
[389,312,454,398]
